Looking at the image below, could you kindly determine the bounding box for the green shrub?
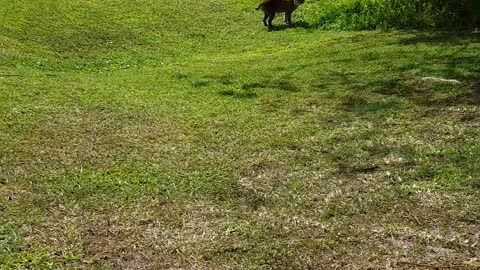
[303,0,480,30]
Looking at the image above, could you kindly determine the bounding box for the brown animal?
[256,0,305,30]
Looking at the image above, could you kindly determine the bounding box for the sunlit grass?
[1,0,479,268]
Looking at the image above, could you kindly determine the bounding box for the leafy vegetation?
[304,0,480,30]
[1,0,480,269]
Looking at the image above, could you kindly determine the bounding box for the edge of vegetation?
[302,0,480,30]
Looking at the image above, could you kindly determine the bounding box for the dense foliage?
[303,0,480,30]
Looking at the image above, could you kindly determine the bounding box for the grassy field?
[1,0,480,269]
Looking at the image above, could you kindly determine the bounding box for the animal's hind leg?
[285,12,292,25]
[263,14,268,26]
[267,12,275,30]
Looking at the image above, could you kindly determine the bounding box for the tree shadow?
[241,79,300,92]
[270,20,313,31]
[218,90,257,99]
[397,31,480,82]
[371,77,480,107]
[398,31,480,45]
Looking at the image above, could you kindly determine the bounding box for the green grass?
[1,0,480,269]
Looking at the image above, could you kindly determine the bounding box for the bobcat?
[256,0,305,30]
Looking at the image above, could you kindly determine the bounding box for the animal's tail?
[255,4,262,10]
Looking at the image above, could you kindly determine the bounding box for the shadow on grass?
[241,82,268,90]
[241,78,300,92]
[399,31,480,45]
[372,77,480,107]
[397,33,480,83]
[217,78,300,99]
[219,90,257,99]
[335,78,479,119]
[269,20,313,31]
[339,90,410,117]
[329,31,480,116]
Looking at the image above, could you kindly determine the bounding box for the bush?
[303,0,480,30]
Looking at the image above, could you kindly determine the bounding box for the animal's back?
[258,0,294,13]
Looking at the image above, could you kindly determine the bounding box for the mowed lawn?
[1,0,480,269]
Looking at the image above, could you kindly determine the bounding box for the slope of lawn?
[1,0,479,269]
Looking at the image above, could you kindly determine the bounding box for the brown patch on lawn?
[457,111,480,126]
[2,109,186,180]
[14,198,236,269]
[6,167,480,269]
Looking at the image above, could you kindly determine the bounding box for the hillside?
[1,0,480,269]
